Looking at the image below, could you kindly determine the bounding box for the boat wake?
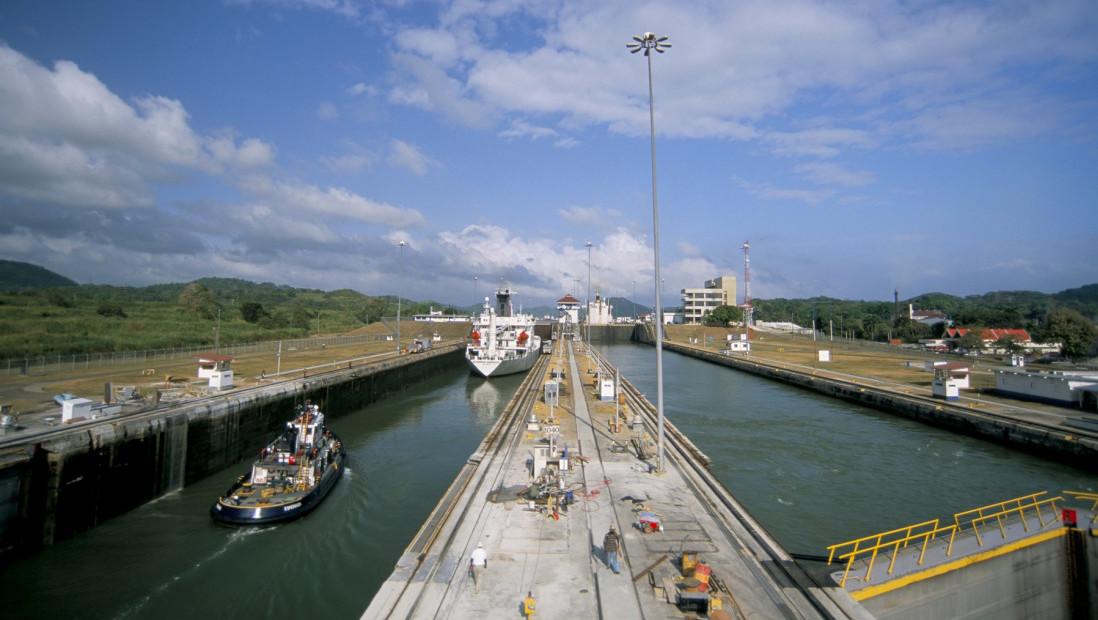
[113,528,271,619]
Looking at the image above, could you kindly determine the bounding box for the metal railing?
[826,519,958,587]
[827,491,1065,588]
[953,491,1062,546]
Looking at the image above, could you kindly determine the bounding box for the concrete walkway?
[364,341,870,618]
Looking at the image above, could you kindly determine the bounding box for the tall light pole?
[397,241,405,353]
[633,280,637,322]
[585,241,593,344]
[628,31,671,473]
[474,275,478,306]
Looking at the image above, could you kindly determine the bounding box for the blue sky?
[1,0,1096,311]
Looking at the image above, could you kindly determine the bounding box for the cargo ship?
[466,287,541,378]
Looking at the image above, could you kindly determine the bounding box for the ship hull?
[210,447,344,525]
[466,338,541,378]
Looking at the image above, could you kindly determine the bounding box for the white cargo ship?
[466,287,541,378]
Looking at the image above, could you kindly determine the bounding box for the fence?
[4,333,392,377]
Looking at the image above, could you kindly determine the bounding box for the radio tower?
[742,240,753,327]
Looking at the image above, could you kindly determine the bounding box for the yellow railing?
[1064,490,1098,512]
[827,491,1068,588]
[953,491,1062,546]
[826,519,958,587]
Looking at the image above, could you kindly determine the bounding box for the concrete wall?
[586,324,634,343]
[0,345,465,557]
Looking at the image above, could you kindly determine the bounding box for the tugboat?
[211,401,345,525]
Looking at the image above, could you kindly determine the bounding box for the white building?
[992,367,1098,409]
[681,275,737,324]
[557,294,581,324]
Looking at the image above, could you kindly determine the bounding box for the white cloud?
[240,176,426,227]
[224,0,362,18]
[498,119,558,141]
[0,45,276,207]
[388,139,434,176]
[794,162,874,187]
[317,101,339,120]
[559,205,623,227]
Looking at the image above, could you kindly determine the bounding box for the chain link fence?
[4,333,394,377]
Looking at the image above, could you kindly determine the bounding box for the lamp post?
[397,241,405,353]
[585,241,593,344]
[633,280,636,322]
[628,31,671,473]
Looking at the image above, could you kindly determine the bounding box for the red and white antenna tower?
[742,240,753,326]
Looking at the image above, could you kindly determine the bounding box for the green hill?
[0,260,78,291]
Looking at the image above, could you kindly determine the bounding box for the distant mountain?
[0,260,78,291]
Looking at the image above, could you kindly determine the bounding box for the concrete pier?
[364,341,871,618]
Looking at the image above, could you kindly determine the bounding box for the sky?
[1,0,1096,311]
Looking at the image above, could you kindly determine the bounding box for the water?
[4,345,1096,618]
[3,368,524,619]
[597,342,1098,555]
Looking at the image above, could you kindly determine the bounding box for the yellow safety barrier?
[826,519,957,587]
[953,491,1062,547]
[1064,490,1098,512]
[827,491,1064,588]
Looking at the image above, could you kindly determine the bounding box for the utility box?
[544,381,559,406]
[600,379,615,402]
[209,369,234,390]
[62,398,93,422]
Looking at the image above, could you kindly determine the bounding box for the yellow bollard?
[523,591,536,617]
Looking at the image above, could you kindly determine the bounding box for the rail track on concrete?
[596,347,864,618]
[375,353,551,618]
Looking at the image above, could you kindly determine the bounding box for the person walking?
[470,542,488,592]
[603,525,621,574]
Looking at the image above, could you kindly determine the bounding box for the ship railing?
[953,491,1062,547]
[826,519,957,587]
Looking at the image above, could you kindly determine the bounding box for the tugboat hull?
[210,444,345,525]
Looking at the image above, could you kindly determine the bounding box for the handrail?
[826,519,957,587]
[953,492,1062,546]
[826,491,1066,588]
[1063,490,1098,512]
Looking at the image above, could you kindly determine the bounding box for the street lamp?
[628,31,671,473]
[586,241,593,344]
[397,241,405,353]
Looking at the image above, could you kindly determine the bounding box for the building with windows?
[681,276,737,324]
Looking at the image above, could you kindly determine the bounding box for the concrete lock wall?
[0,345,465,556]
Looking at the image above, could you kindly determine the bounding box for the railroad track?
[592,346,864,619]
[378,353,552,618]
